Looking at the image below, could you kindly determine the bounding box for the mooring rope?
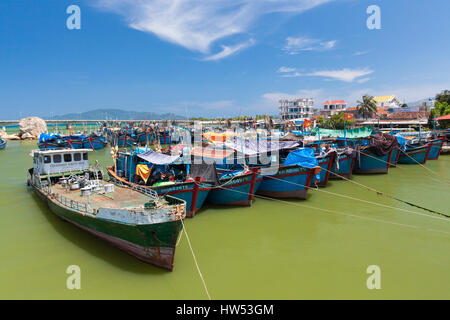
[265,175,450,222]
[181,219,212,300]
[213,183,450,236]
[360,149,449,185]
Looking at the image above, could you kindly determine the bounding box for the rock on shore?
[18,117,47,140]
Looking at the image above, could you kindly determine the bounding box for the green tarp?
[311,126,373,138]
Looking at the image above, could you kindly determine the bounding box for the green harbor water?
[0,140,449,299]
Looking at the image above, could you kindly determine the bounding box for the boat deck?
[51,182,152,211]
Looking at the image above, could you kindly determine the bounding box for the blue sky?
[1,0,450,119]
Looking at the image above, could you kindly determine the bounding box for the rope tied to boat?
[181,219,212,300]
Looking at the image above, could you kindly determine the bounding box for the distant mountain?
[51,109,186,121]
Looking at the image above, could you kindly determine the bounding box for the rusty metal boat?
[27,149,186,271]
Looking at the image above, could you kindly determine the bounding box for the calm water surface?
[0,140,449,299]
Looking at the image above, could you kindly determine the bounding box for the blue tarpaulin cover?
[39,133,62,143]
[395,134,406,151]
[283,148,320,180]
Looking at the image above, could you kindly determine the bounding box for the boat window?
[83,153,88,160]
[44,155,51,164]
[74,153,81,161]
[53,154,62,163]
[64,154,72,162]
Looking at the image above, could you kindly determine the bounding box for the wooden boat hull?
[354,149,392,174]
[38,141,69,150]
[330,154,354,179]
[83,137,107,150]
[389,148,401,167]
[107,166,210,218]
[118,135,136,148]
[0,139,6,150]
[311,153,335,187]
[207,170,262,206]
[427,138,445,160]
[256,165,313,199]
[31,182,183,271]
[398,144,431,165]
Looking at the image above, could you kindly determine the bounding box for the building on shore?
[321,100,347,116]
[279,98,315,120]
[374,95,403,109]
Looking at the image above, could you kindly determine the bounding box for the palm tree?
[357,95,377,120]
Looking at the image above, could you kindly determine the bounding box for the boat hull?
[107,166,210,218]
[83,137,107,150]
[0,139,6,150]
[311,153,335,187]
[398,144,431,164]
[330,154,354,179]
[390,148,401,167]
[207,171,262,206]
[256,165,313,199]
[354,149,392,174]
[427,138,445,160]
[32,184,182,271]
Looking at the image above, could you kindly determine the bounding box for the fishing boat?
[0,138,6,150]
[38,133,68,150]
[353,133,399,174]
[313,151,335,187]
[28,149,185,270]
[83,133,107,150]
[207,167,262,206]
[256,164,314,199]
[330,149,355,179]
[398,143,432,164]
[221,137,306,200]
[107,148,211,218]
[354,147,392,174]
[427,138,445,160]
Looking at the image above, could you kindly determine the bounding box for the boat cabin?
[32,149,92,176]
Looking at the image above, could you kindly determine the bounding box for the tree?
[428,101,450,129]
[323,112,355,129]
[357,95,378,120]
[436,90,450,104]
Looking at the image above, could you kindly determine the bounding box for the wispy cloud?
[203,39,255,61]
[93,0,333,59]
[283,36,337,54]
[353,50,370,56]
[278,66,296,73]
[308,68,373,82]
[277,67,374,82]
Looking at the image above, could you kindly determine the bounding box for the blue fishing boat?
[398,144,431,164]
[221,137,305,199]
[107,149,211,218]
[427,138,445,160]
[354,148,392,174]
[330,150,354,179]
[159,130,172,145]
[0,138,6,150]
[312,151,335,187]
[117,132,136,148]
[38,133,68,150]
[135,129,153,146]
[207,168,262,206]
[353,133,399,174]
[256,165,314,199]
[389,147,401,167]
[83,134,107,150]
[64,135,86,149]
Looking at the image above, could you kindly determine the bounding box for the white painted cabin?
[32,149,92,175]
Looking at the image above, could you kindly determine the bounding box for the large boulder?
[18,117,47,140]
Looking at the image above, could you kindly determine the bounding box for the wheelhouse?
[32,149,92,175]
